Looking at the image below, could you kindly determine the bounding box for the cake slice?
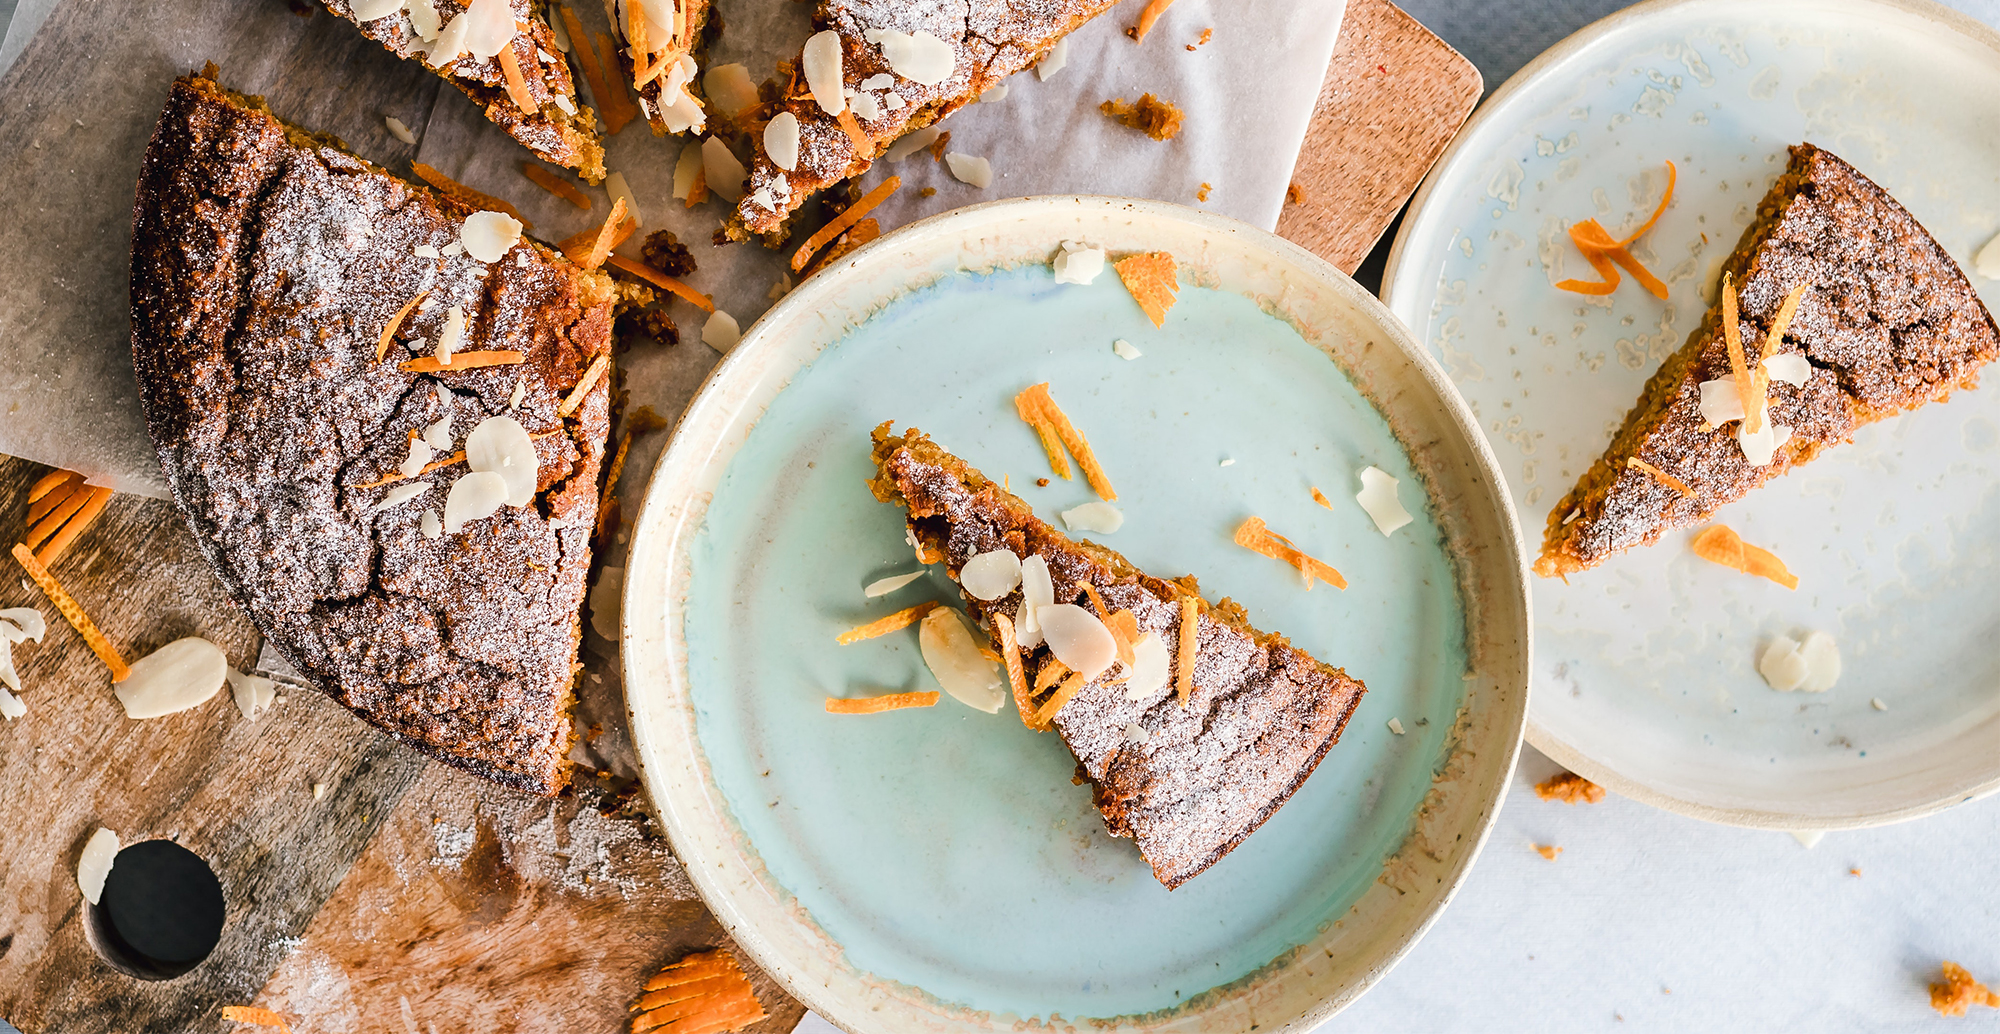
[870,426,1366,888]
[320,0,606,181]
[1536,143,2000,577]
[130,71,615,794]
[726,0,1119,242]
[601,0,714,136]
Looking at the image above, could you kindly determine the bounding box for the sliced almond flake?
[408,0,441,39]
[672,139,705,201]
[372,481,430,512]
[702,309,741,353]
[78,827,119,904]
[434,305,465,365]
[1017,554,1052,649]
[421,508,443,539]
[460,0,515,59]
[1697,377,1744,427]
[944,152,992,188]
[959,549,1022,600]
[228,667,277,720]
[1763,353,1811,387]
[465,415,538,505]
[882,91,905,110]
[1356,466,1413,535]
[1053,243,1106,284]
[703,63,761,119]
[1871,697,1888,711]
[1060,501,1123,534]
[508,375,527,409]
[1736,421,1792,467]
[1758,635,1809,691]
[849,91,881,120]
[763,112,802,172]
[863,571,925,597]
[883,125,941,163]
[918,607,1006,713]
[414,244,441,258]
[981,83,1009,103]
[0,607,46,643]
[1796,631,1841,692]
[865,27,955,84]
[1720,273,1760,433]
[350,0,402,20]
[1122,632,1169,701]
[0,686,23,720]
[1387,716,1406,735]
[802,30,846,115]
[1112,338,1141,360]
[1037,38,1069,80]
[1122,721,1149,743]
[605,170,644,232]
[701,137,748,203]
[1039,603,1116,680]
[441,241,465,257]
[384,116,418,144]
[115,637,228,719]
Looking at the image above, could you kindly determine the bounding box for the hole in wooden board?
[82,839,225,980]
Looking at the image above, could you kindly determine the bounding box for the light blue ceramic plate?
[1384,0,2000,828]
[624,197,1528,1031]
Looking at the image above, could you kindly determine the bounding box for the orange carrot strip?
[565,196,628,269]
[1689,524,1797,590]
[1013,383,1116,501]
[23,482,92,551]
[13,542,129,681]
[634,50,674,90]
[835,600,937,644]
[410,163,531,229]
[1175,596,1198,706]
[1761,284,1808,362]
[497,44,538,114]
[1611,159,1677,246]
[1033,670,1088,725]
[606,254,715,312]
[632,974,739,1010]
[1600,245,1668,300]
[595,33,643,132]
[836,108,872,156]
[558,353,612,418]
[557,5,624,133]
[992,612,1042,730]
[522,163,592,210]
[1131,0,1176,41]
[1080,581,1111,621]
[1555,222,1622,295]
[221,1006,294,1033]
[1234,516,1347,589]
[1112,252,1180,327]
[26,472,81,525]
[1626,456,1695,498]
[1556,162,1675,297]
[27,468,73,504]
[791,176,902,273]
[1720,274,1760,434]
[399,350,526,374]
[1014,402,1071,481]
[376,290,429,362]
[1105,608,1139,672]
[1311,486,1333,509]
[37,486,111,567]
[626,4,650,65]
[559,214,637,257]
[825,690,940,714]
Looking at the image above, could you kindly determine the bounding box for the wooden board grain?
[1276,0,1483,274]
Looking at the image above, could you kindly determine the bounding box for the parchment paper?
[0,0,1343,498]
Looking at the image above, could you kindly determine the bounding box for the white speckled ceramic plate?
[1384,0,2000,829]
[622,197,1529,1031]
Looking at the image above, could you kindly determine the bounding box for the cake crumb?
[919,186,937,198]
[1931,962,2000,1016]
[1196,182,1212,202]
[1848,867,1861,876]
[928,131,952,162]
[1100,95,1184,141]
[1036,478,1050,487]
[1287,181,1308,205]
[1535,770,1606,804]
[1534,843,1562,861]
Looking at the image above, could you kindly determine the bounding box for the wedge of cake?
[870,425,1367,888]
[320,0,606,181]
[726,0,1119,242]
[1536,143,2000,577]
[601,0,714,136]
[130,71,614,794]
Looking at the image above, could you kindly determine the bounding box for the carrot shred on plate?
[12,542,129,681]
[565,196,628,270]
[23,484,91,551]
[1689,524,1797,590]
[1112,251,1180,327]
[560,214,637,258]
[26,468,74,504]
[824,690,940,714]
[1013,382,1116,500]
[1310,486,1334,509]
[835,107,872,156]
[522,163,591,209]
[410,162,531,229]
[26,472,81,526]
[1233,516,1346,589]
[1720,273,1762,434]
[991,612,1043,731]
[1556,160,1675,298]
[791,177,901,273]
[594,32,644,132]
[630,948,766,1034]
[605,254,714,312]
[1131,0,1176,41]
[835,600,937,644]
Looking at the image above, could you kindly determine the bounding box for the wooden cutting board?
[0,2,1477,1030]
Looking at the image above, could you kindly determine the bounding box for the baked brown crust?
[727,0,1120,242]
[869,425,1366,888]
[321,0,607,181]
[1537,143,2000,576]
[130,72,613,795]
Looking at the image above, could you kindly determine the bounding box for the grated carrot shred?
[1233,516,1347,589]
[1175,596,1198,706]
[26,473,80,525]
[377,290,429,362]
[1105,608,1139,672]
[836,108,872,156]
[1033,669,1088,725]
[1761,284,1808,362]
[399,350,525,374]
[594,32,643,133]
[37,486,111,567]
[411,163,531,229]
[606,254,715,311]
[1013,383,1116,500]
[496,43,538,114]
[824,690,941,714]
[792,177,901,273]
[836,600,937,644]
[991,612,1042,730]
[1112,252,1180,327]
[1556,160,1675,298]
[1689,524,1797,590]
[1311,486,1333,509]
[630,948,766,1034]
[27,468,74,504]
[567,196,628,270]
[13,542,129,681]
[1720,274,1761,434]
[221,1006,294,1033]
[1626,456,1695,499]
[557,5,623,133]
[1034,657,1070,693]
[626,5,649,65]
[634,50,674,90]
[522,163,591,209]
[559,214,636,258]
[23,484,91,551]
[559,354,613,418]
[1131,0,1176,41]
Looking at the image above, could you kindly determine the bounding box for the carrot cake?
[725,0,1120,243]
[319,0,606,180]
[601,0,714,136]
[130,70,613,794]
[1537,143,2000,577]
[870,425,1367,888]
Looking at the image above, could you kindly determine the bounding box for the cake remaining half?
[726,0,1119,242]
[320,0,606,181]
[1536,143,2000,577]
[870,426,1367,888]
[130,71,614,794]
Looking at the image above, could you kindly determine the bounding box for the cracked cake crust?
[727,0,1119,242]
[869,425,1366,888]
[130,72,613,795]
[1537,143,2000,577]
